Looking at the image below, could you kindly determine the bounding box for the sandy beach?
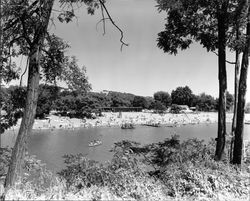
[10,112,250,130]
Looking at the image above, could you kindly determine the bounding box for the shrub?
[111,137,250,200]
[0,147,12,179]
[57,151,166,200]
[1,137,249,200]
[170,104,182,114]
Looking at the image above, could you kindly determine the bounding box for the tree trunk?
[4,0,55,189]
[215,3,228,161]
[232,35,240,134]
[4,46,41,188]
[232,3,250,165]
[0,0,2,149]
[230,50,240,162]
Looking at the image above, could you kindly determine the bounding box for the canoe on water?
[89,140,102,147]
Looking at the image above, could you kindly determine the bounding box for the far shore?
[9,112,250,131]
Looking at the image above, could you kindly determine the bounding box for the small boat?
[121,123,135,129]
[148,123,161,127]
[143,122,161,127]
[245,121,250,125]
[88,140,102,147]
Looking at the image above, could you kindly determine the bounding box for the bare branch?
[98,0,129,51]
[96,17,109,33]
[212,51,236,65]
[100,3,106,35]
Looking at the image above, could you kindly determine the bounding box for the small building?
[177,105,193,113]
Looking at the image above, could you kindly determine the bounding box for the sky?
[15,0,250,101]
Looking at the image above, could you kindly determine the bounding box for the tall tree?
[228,0,248,161]
[196,93,217,111]
[0,0,20,148]
[60,56,91,94]
[233,0,250,165]
[155,0,237,160]
[2,0,128,190]
[153,91,171,107]
[215,0,229,161]
[0,0,3,148]
[171,86,193,106]
[4,0,56,189]
[132,96,148,108]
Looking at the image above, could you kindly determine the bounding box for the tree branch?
[98,0,129,51]
[96,17,109,34]
[3,0,39,32]
[100,3,106,36]
[212,51,236,65]
[20,14,32,47]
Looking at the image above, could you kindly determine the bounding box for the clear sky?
[17,0,250,101]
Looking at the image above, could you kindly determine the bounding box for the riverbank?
[7,112,250,131]
[13,112,249,130]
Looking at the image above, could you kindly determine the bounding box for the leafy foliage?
[60,56,91,93]
[58,0,100,21]
[151,100,167,112]
[54,92,102,118]
[108,91,134,107]
[226,91,234,111]
[41,34,70,84]
[132,96,148,108]
[171,86,194,106]
[110,137,249,199]
[156,0,248,55]
[1,137,249,200]
[58,151,164,200]
[0,147,12,178]
[195,93,217,112]
[1,147,65,200]
[0,86,26,134]
[36,85,60,119]
[170,104,182,114]
[153,91,172,107]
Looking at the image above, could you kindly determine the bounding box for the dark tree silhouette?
[233,1,250,165]
[153,91,171,107]
[171,86,193,107]
[155,0,238,160]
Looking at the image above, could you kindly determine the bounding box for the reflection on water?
[2,124,250,172]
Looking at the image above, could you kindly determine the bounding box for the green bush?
[1,137,249,200]
[0,147,12,179]
[57,150,166,200]
[170,104,182,114]
[110,137,249,199]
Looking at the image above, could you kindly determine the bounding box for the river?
[2,123,250,172]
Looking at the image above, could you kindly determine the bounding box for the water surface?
[2,124,250,172]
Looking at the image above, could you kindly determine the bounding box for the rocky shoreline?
[10,112,250,130]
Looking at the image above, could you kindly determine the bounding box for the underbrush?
[0,136,249,200]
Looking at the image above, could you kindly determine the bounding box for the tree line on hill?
[1,84,236,124]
